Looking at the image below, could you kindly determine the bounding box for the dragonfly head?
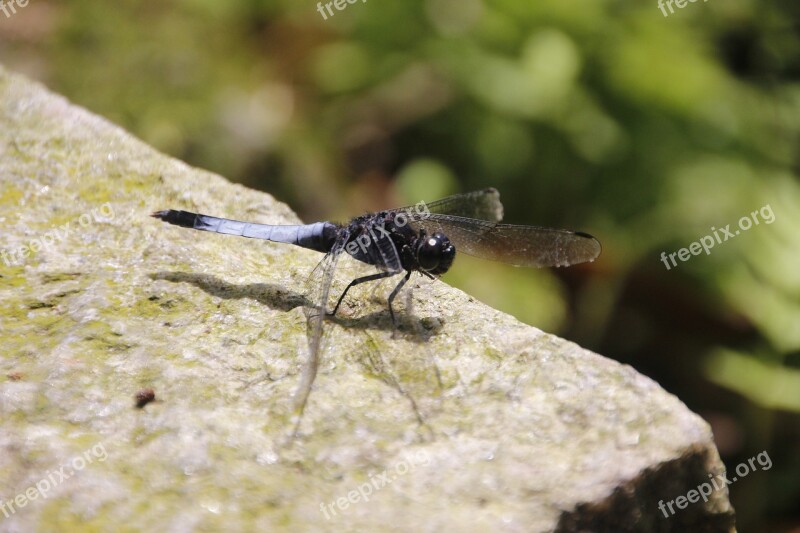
[415,232,455,276]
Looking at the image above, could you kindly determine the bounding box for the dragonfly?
[151,188,601,433]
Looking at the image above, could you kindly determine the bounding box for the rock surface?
[0,65,735,532]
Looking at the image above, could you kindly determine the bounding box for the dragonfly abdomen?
[151,209,336,253]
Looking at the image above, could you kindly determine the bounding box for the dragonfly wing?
[390,188,504,222]
[410,214,601,268]
[294,234,349,428]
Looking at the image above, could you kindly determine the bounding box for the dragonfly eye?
[416,232,455,274]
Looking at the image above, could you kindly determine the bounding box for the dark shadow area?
[148,271,444,341]
[327,310,444,342]
[149,271,309,311]
[556,446,737,533]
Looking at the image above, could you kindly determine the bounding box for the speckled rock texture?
[0,66,735,532]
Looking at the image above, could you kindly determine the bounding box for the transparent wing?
[409,214,601,268]
[390,188,504,222]
[293,236,349,428]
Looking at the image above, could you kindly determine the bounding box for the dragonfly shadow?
[326,309,444,342]
[149,271,309,312]
[149,271,443,340]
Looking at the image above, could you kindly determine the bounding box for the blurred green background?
[2,0,799,529]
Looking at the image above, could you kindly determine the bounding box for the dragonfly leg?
[387,271,412,329]
[329,270,400,316]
